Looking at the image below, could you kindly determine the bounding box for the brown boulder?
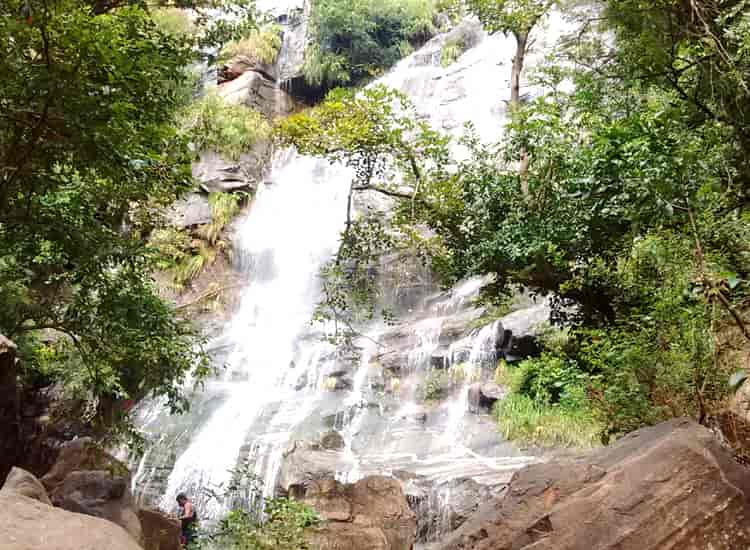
[433,418,750,549]
[42,438,143,543]
[0,334,20,483]
[1,467,52,505]
[0,492,143,550]
[300,475,416,550]
[139,508,181,550]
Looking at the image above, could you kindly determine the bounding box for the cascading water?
[131,8,575,535]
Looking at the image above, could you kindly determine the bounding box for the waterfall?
[131,10,574,526]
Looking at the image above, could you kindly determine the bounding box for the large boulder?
[42,438,143,544]
[301,476,417,550]
[0,334,20,483]
[1,467,52,505]
[139,508,181,550]
[277,441,345,495]
[0,492,143,550]
[218,70,296,119]
[467,383,507,414]
[433,418,750,550]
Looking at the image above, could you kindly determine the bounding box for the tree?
[466,0,554,106]
[0,0,211,431]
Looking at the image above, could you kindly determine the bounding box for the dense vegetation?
[0,0,266,437]
[281,0,750,445]
[303,0,445,90]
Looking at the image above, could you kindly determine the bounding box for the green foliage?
[421,369,451,401]
[181,93,271,160]
[494,393,601,448]
[151,193,243,288]
[303,0,438,89]
[0,0,209,429]
[440,35,465,67]
[151,7,196,37]
[466,0,553,35]
[201,499,321,550]
[219,25,282,65]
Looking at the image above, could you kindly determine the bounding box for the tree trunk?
[510,30,529,108]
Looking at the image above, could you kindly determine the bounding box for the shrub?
[201,498,321,550]
[220,25,282,65]
[303,0,438,89]
[151,7,196,37]
[421,369,451,401]
[181,93,271,160]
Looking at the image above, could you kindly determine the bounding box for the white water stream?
[132,10,575,537]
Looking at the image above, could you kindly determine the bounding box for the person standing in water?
[176,493,197,548]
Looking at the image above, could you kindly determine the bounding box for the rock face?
[1,467,52,505]
[139,508,181,550]
[42,438,143,544]
[0,492,143,550]
[0,334,20,483]
[218,70,296,119]
[433,418,750,550]
[300,476,417,550]
[191,149,269,194]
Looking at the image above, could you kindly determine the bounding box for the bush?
[200,498,321,550]
[219,25,282,65]
[151,7,196,37]
[303,0,438,89]
[421,369,451,401]
[181,93,271,160]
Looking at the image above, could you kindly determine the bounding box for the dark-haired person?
[176,493,197,548]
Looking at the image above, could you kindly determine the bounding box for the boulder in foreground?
[433,418,750,550]
[0,492,143,550]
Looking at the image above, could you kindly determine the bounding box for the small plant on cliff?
[181,93,271,160]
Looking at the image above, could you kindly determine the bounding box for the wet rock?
[406,477,503,543]
[430,348,451,369]
[192,149,269,194]
[467,382,506,414]
[0,492,143,550]
[1,467,52,505]
[42,438,142,543]
[0,334,20,483]
[301,476,417,550]
[167,192,211,229]
[500,334,541,362]
[320,430,345,450]
[218,70,296,119]
[277,441,345,495]
[468,382,508,414]
[433,418,750,550]
[139,507,181,550]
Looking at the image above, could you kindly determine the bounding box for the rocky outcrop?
[467,382,507,414]
[191,149,270,194]
[301,476,416,550]
[139,508,181,550]
[0,334,20,483]
[432,418,750,550]
[406,476,503,543]
[42,438,143,544]
[0,492,143,550]
[277,441,345,494]
[1,466,52,505]
[218,70,296,119]
[167,192,211,229]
